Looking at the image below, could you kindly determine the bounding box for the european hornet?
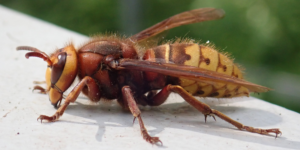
[17,8,281,144]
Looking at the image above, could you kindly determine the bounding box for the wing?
[130,8,225,42]
[115,59,270,93]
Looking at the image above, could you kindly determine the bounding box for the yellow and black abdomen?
[143,43,249,98]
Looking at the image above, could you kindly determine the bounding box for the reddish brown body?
[77,38,172,106]
[17,8,281,145]
[77,37,250,107]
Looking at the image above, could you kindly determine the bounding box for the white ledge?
[0,5,299,150]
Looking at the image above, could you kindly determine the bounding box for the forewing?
[117,59,270,93]
[130,8,225,42]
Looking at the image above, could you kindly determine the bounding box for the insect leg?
[31,81,48,94]
[162,84,282,137]
[32,85,48,94]
[144,88,171,106]
[37,76,101,122]
[122,86,162,145]
[212,109,282,137]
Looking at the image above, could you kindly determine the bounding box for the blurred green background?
[1,0,300,112]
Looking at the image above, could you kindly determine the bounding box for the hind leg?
[145,84,282,137]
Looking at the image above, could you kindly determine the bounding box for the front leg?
[38,76,101,122]
[121,86,162,145]
[33,85,48,94]
[32,81,48,94]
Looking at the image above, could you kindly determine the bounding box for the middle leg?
[121,86,162,145]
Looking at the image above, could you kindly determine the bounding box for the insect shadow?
[61,95,299,149]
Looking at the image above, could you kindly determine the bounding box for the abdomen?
[143,42,249,98]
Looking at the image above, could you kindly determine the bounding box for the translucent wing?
[130,8,225,42]
[116,59,270,93]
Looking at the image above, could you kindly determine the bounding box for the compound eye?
[51,52,67,87]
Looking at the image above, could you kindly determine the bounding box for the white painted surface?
[0,5,299,150]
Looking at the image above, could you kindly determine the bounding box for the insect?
[17,8,281,144]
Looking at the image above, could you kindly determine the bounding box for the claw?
[279,131,282,136]
[33,85,47,94]
[37,115,47,123]
[145,136,163,145]
[212,115,216,121]
[274,130,282,139]
[264,128,282,138]
[36,113,59,123]
[204,114,216,123]
[141,128,163,145]
[133,117,136,125]
[37,116,43,123]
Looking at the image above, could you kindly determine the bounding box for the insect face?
[17,44,78,108]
